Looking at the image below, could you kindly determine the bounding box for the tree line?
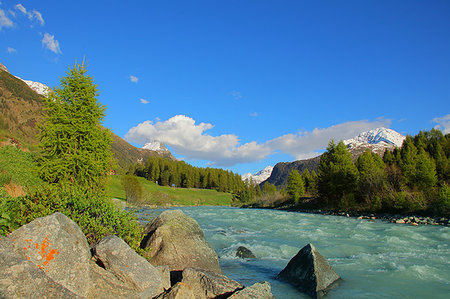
[285,129,449,216]
[129,156,261,202]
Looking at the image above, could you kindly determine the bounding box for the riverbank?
[241,200,449,226]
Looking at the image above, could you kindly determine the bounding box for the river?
[133,206,450,298]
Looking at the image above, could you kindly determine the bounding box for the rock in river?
[278,243,340,298]
[236,246,256,259]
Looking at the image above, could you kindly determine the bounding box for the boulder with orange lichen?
[0,212,91,298]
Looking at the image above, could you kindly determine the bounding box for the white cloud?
[32,10,44,25]
[15,4,26,14]
[42,33,61,54]
[14,4,44,25]
[0,8,13,29]
[125,115,391,167]
[129,75,139,83]
[7,47,17,53]
[140,98,149,104]
[266,119,391,160]
[432,114,450,134]
[125,115,271,166]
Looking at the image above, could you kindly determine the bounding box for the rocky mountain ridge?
[343,127,405,157]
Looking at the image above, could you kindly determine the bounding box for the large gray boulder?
[93,235,166,298]
[278,243,340,298]
[141,210,222,273]
[232,281,274,299]
[180,267,243,299]
[0,212,91,297]
[0,250,81,298]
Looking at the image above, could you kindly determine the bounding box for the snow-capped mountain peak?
[15,76,50,96]
[242,165,274,184]
[344,127,405,148]
[344,127,406,156]
[142,140,170,153]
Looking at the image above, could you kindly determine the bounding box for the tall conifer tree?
[39,62,113,188]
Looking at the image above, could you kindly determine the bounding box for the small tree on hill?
[39,62,113,189]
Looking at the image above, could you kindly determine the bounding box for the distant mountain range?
[0,62,175,172]
[259,127,406,188]
[242,165,274,184]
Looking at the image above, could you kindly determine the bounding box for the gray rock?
[154,282,196,299]
[232,281,275,299]
[93,235,165,298]
[156,265,172,292]
[88,260,140,299]
[180,267,243,299]
[278,243,340,298]
[141,210,222,273]
[0,250,81,298]
[0,212,91,297]
[236,246,256,259]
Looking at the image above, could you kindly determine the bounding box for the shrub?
[121,175,146,205]
[1,185,143,251]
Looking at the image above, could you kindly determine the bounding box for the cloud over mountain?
[126,115,391,167]
[125,115,271,166]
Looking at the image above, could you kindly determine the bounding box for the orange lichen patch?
[25,235,61,272]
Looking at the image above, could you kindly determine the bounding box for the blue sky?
[1,0,449,175]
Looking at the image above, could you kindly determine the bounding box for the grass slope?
[107,175,233,206]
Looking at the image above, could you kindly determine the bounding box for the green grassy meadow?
[107,175,234,206]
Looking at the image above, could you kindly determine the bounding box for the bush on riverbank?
[1,184,143,250]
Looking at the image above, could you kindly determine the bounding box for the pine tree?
[262,182,277,195]
[356,150,386,206]
[318,141,359,207]
[414,149,437,191]
[39,62,113,189]
[301,169,311,192]
[287,170,305,203]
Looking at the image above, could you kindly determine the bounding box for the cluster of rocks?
[298,210,449,226]
[0,209,343,298]
[0,210,274,298]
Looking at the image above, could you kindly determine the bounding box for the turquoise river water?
[133,206,449,298]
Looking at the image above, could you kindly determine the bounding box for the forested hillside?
[282,129,449,216]
[130,156,260,202]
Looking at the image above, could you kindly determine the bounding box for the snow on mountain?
[142,140,170,153]
[242,165,274,184]
[15,76,50,96]
[344,127,406,156]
